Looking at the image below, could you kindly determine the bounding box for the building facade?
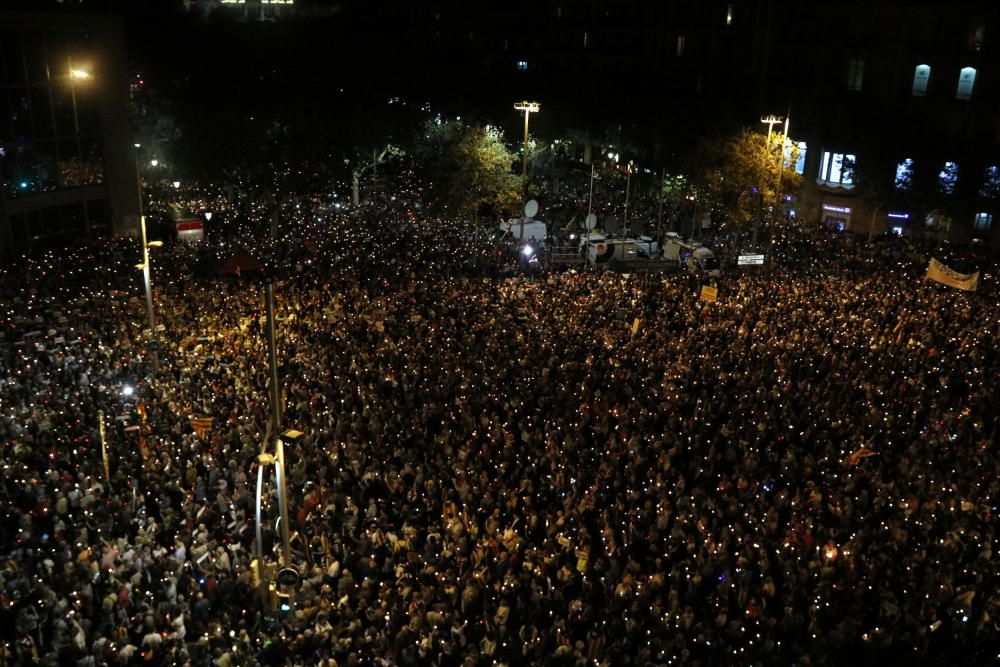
[772,0,1000,245]
[0,11,139,260]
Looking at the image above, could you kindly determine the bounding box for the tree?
[418,119,520,221]
[692,128,802,240]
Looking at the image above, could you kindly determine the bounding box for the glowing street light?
[150,159,159,167]
[121,385,134,397]
[137,216,161,333]
[514,101,540,242]
[756,115,784,245]
[67,61,92,174]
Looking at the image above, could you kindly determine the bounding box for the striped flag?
[190,416,214,439]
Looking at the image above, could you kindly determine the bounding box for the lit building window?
[972,26,985,52]
[792,141,806,175]
[980,165,1000,198]
[956,67,976,100]
[677,35,686,57]
[516,60,528,71]
[912,64,930,97]
[726,3,734,25]
[973,212,992,230]
[818,151,855,188]
[895,158,914,190]
[938,161,958,194]
[847,58,864,91]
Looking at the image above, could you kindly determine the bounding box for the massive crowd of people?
[0,167,997,667]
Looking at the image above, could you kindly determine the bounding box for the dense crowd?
[0,172,997,667]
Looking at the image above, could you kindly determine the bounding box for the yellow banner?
[700,285,718,302]
[926,258,978,291]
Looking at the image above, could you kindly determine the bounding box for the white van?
[687,246,721,276]
[582,233,660,265]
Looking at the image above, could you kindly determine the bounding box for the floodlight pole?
[514,101,540,242]
[264,283,291,569]
[656,167,665,247]
[623,162,633,236]
[757,115,783,246]
[774,114,790,214]
[587,163,595,219]
[139,215,155,332]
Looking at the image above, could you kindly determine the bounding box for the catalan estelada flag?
[190,416,214,439]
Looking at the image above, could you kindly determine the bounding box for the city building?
[772,0,1000,244]
[0,10,139,260]
[381,0,1000,245]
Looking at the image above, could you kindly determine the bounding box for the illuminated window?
[792,141,806,175]
[956,67,976,100]
[677,35,686,57]
[847,58,864,91]
[818,151,855,188]
[726,3,734,25]
[912,64,930,97]
[895,158,914,190]
[516,60,528,72]
[973,212,992,230]
[938,161,958,194]
[980,165,1000,198]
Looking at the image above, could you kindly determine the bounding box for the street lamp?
[514,101,540,242]
[254,425,304,610]
[67,61,93,236]
[623,161,634,234]
[757,115,784,245]
[135,217,162,333]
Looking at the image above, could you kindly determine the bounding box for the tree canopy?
[692,128,802,231]
[417,119,521,219]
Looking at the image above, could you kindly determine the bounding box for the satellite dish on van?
[584,213,597,230]
[603,215,619,235]
[524,199,539,219]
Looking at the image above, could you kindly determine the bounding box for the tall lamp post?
[622,161,634,236]
[253,283,302,611]
[514,101,540,242]
[68,63,92,235]
[133,144,161,369]
[757,115,783,246]
[135,216,162,372]
[587,163,595,220]
[135,216,161,333]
